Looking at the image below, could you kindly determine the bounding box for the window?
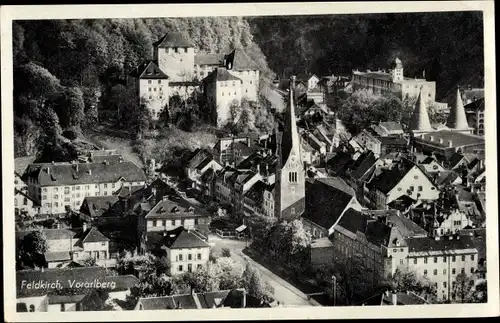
[434,257,438,263]
[29,305,35,312]
[76,193,80,198]
[452,268,456,274]
[250,80,253,84]
[461,255,466,261]
[178,265,183,272]
[148,87,152,92]
[414,258,417,265]
[443,269,447,275]
[400,259,404,265]
[409,186,415,191]
[188,254,192,261]
[291,187,295,193]
[452,256,456,262]
[291,208,295,215]
[95,184,98,189]
[179,254,183,261]
[418,186,423,192]
[171,220,175,226]
[23,198,28,205]
[64,197,70,202]
[424,270,427,276]
[461,268,465,274]
[414,176,419,179]
[158,80,161,84]
[424,257,428,264]
[197,264,203,269]
[471,255,475,261]
[148,80,152,84]
[153,220,157,227]
[162,220,166,227]
[43,188,47,192]
[60,304,65,312]
[471,267,475,273]
[188,264,193,272]
[433,269,438,276]
[197,253,201,260]
[221,92,224,96]
[234,91,237,95]
[112,184,115,188]
[443,282,447,288]
[104,184,107,188]
[55,202,58,207]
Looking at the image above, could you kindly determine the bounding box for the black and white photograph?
[1,2,498,321]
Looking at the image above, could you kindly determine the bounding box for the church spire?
[446,86,470,131]
[280,76,301,164]
[409,87,433,133]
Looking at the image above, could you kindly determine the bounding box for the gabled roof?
[224,49,259,71]
[153,32,192,48]
[15,156,37,177]
[203,67,242,83]
[406,235,477,253]
[358,291,428,306]
[81,196,119,217]
[349,150,377,180]
[325,150,354,175]
[145,196,209,219]
[129,60,168,79]
[157,228,210,250]
[244,180,268,205]
[25,161,146,187]
[369,159,417,194]
[194,53,224,66]
[15,189,39,206]
[81,227,110,243]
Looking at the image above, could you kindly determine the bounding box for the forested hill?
[12,18,274,158]
[248,11,484,101]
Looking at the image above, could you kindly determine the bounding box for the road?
[262,85,286,113]
[209,235,317,307]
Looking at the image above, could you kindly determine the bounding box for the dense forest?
[12,17,274,158]
[249,11,484,101]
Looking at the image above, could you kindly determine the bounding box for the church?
[274,76,306,221]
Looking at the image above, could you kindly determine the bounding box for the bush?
[221,248,231,258]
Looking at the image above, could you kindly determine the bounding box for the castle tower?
[274,76,306,221]
[391,57,404,82]
[446,86,473,134]
[153,32,195,82]
[409,87,433,135]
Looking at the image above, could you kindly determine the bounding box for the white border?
[1,2,498,321]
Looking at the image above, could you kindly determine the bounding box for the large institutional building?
[352,58,437,104]
[128,32,260,126]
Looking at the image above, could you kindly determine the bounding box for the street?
[209,234,318,307]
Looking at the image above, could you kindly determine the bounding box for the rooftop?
[194,53,224,66]
[155,227,210,250]
[81,196,119,217]
[416,131,484,148]
[224,49,259,71]
[203,67,242,83]
[129,60,168,79]
[154,32,192,48]
[25,161,146,187]
[145,196,209,219]
[406,235,477,254]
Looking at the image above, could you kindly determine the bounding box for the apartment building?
[23,160,146,215]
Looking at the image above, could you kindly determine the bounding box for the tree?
[241,263,274,302]
[221,248,232,258]
[382,267,436,296]
[20,230,48,268]
[81,256,97,267]
[470,281,487,303]
[428,102,448,125]
[453,273,473,303]
[127,272,175,303]
[52,86,85,129]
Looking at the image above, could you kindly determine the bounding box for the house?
[213,136,253,166]
[23,160,146,215]
[367,159,440,209]
[303,131,327,155]
[353,129,407,158]
[137,194,211,243]
[134,288,271,310]
[296,74,320,91]
[416,156,447,174]
[15,189,41,217]
[301,177,363,239]
[16,267,135,312]
[412,131,485,160]
[446,152,470,170]
[16,223,112,268]
[242,180,269,218]
[331,208,478,301]
[371,122,405,137]
[79,196,120,219]
[232,170,263,217]
[358,290,429,306]
[185,149,223,196]
[434,171,463,188]
[464,97,485,136]
[144,227,210,276]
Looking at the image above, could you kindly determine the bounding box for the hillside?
[12,18,274,159]
[248,11,484,101]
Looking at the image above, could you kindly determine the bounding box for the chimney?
[82,222,87,232]
[41,266,44,272]
[242,290,247,308]
[384,290,390,297]
[256,164,260,174]
[191,285,195,295]
[439,138,444,144]
[391,291,397,305]
[429,136,434,142]
[291,75,296,91]
[448,140,453,148]
[46,167,50,175]
[74,164,79,172]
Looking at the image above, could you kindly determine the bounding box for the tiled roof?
[244,180,268,205]
[303,179,354,230]
[232,141,256,157]
[435,171,460,187]
[203,67,242,83]
[224,49,259,71]
[48,294,87,304]
[336,208,370,234]
[129,60,168,79]
[15,156,37,176]
[349,150,377,180]
[194,53,224,66]
[359,291,428,305]
[416,131,484,148]
[378,136,407,146]
[16,267,108,297]
[316,177,355,196]
[26,161,146,186]
[106,275,140,292]
[153,32,192,48]
[159,228,210,249]
[88,154,124,164]
[406,235,477,253]
[379,121,404,132]
[145,196,210,219]
[82,227,109,243]
[369,160,414,194]
[464,97,485,112]
[81,196,119,217]
[326,151,354,175]
[44,251,72,262]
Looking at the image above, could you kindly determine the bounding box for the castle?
[128,32,260,126]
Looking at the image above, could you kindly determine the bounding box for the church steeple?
[274,75,305,221]
[409,87,433,134]
[446,86,472,133]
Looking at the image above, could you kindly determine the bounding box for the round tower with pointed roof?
[446,86,473,134]
[409,87,433,135]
